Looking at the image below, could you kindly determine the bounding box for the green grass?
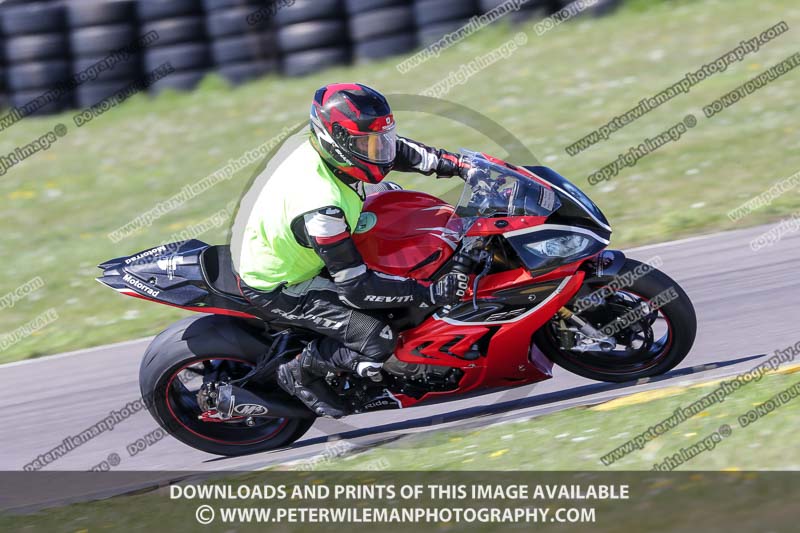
[291,369,800,471]
[1,0,799,362]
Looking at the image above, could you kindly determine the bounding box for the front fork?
[554,250,628,352]
[556,307,616,352]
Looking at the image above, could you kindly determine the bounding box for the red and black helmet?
[309,83,397,184]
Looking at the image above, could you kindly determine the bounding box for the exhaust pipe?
[216,383,316,419]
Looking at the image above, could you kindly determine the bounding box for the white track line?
[0,337,152,368]
[625,231,734,253]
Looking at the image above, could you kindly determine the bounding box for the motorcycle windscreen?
[445,153,561,238]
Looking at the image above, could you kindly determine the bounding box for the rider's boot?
[277,341,349,419]
[277,338,392,418]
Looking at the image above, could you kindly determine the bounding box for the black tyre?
[413,0,476,27]
[344,0,407,15]
[274,0,342,26]
[3,33,67,63]
[139,315,315,456]
[354,32,416,62]
[534,258,697,382]
[202,0,261,10]
[478,0,544,10]
[144,43,210,72]
[67,0,135,28]
[276,20,347,54]
[218,59,278,84]
[136,0,202,22]
[417,18,469,47]
[509,8,546,23]
[211,34,276,64]
[282,46,349,76]
[142,16,207,46]
[205,6,270,37]
[592,0,624,17]
[10,89,72,116]
[69,24,137,56]
[73,55,141,81]
[479,0,546,22]
[148,68,208,93]
[74,79,134,108]
[349,6,413,42]
[0,3,64,36]
[7,60,70,91]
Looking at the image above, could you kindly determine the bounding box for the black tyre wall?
[69,24,138,56]
[218,59,278,84]
[1,2,71,112]
[344,0,407,15]
[66,1,143,110]
[416,17,470,47]
[277,20,348,54]
[211,34,276,64]
[204,0,277,85]
[348,6,413,42]
[273,0,343,26]
[10,89,72,116]
[136,0,203,22]
[3,33,67,63]
[7,60,70,91]
[478,0,547,23]
[142,1,211,93]
[67,0,136,28]
[202,0,262,11]
[205,6,271,37]
[0,2,64,36]
[142,16,207,47]
[282,47,350,77]
[413,0,476,27]
[348,4,415,62]
[354,33,416,62]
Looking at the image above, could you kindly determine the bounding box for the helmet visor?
[347,127,397,164]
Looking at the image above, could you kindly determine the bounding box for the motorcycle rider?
[237,83,470,418]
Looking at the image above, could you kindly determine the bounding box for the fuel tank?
[351,190,457,280]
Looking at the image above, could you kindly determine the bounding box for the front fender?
[582,250,626,282]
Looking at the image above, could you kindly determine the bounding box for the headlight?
[524,235,590,257]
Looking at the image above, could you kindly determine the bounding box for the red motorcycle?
[98,151,696,456]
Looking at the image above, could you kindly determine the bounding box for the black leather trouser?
[239,276,397,367]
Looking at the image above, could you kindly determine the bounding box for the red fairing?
[392,270,586,408]
[352,190,456,280]
[466,215,548,236]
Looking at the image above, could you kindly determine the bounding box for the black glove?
[429,271,469,307]
[457,155,472,180]
[435,154,472,180]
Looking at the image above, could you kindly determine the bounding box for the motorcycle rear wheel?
[139,315,316,456]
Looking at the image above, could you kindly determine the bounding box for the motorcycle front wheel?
[534,258,697,383]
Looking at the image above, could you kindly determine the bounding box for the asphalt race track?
[3,222,798,480]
